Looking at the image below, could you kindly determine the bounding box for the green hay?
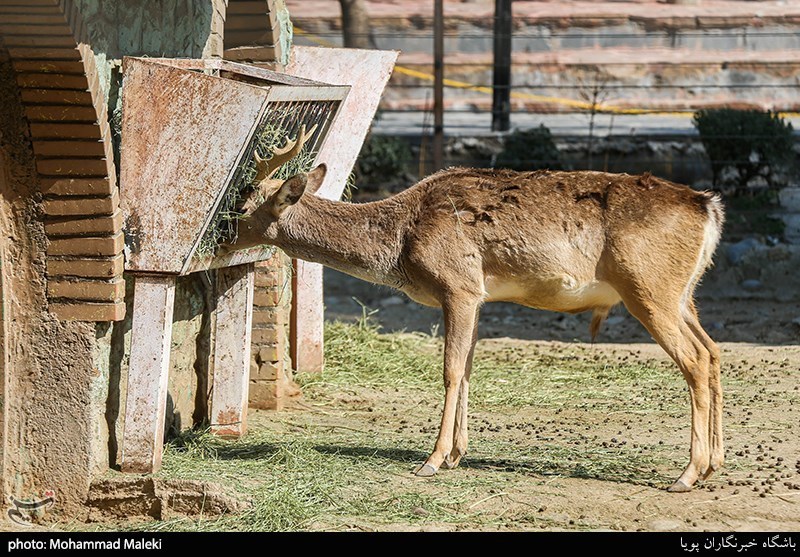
[194,118,317,259]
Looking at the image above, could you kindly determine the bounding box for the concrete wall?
[0,0,297,517]
[0,50,108,515]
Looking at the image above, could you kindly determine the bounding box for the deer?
[223,128,725,493]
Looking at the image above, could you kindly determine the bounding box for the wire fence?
[292,16,800,185]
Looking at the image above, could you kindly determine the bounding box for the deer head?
[256,163,328,219]
[243,124,319,216]
[220,164,328,254]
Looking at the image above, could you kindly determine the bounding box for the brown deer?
[224,135,725,492]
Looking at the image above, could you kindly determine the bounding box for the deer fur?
[226,164,725,492]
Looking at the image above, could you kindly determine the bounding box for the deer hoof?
[443,453,463,470]
[414,463,438,477]
[702,458,723,480]
[667,480,693,493]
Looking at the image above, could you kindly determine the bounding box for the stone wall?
[291,0,800,113]
[250,252,299,410]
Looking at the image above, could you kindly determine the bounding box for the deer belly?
[484,275,622,312]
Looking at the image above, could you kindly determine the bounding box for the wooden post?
[432,0,444,171]
[211,264,255,437]
[290,259,324,373]
[120,274,176,473]
[492,0,512,132]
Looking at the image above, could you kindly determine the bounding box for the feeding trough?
[121,57,348,274]
[118,57,350,473]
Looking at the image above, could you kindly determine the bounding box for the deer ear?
[270,173,307,215]
[305,163,328,195]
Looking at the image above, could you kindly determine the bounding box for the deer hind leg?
[443,310,479,470]
[685,303,724,478]
[620,294,712,492]
[415,294,481,477]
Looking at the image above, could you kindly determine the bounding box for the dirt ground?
[313,268,800,531]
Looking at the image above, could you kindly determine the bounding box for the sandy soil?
[316,268,800,531]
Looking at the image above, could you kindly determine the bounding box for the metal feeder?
[118,57,349,473]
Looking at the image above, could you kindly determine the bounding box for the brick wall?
[225,0,291,64]
[249,252,299,410]
[1,0,126,322]
[224,0,299,411]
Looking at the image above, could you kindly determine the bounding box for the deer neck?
[275,194,412,287]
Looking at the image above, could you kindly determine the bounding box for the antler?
[253,124,318,183]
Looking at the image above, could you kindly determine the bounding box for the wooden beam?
[290,259,324,373]
[120,275,176,473]
[211,264,254,438]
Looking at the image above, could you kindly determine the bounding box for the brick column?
[249,251,298,410]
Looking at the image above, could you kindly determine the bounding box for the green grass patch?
[310,318,687,415]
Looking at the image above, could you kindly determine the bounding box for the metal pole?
[492,0,512,132]
[433,0,444,171]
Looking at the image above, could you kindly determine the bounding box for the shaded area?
[310,443,670,487]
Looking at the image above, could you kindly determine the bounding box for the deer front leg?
[444,311,479,470]
[416,295,480,477]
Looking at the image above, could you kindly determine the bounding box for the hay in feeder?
[194,119,316,259]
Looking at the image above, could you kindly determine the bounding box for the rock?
[779,213,800,245]
[412,506,430,517]
[740,279,762,291]
[778,187,800,212]
[792,317,800,327]
[605,316,626,327]
[87,477,247,522]
[726,237,765,265]
[708,321,726,331]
